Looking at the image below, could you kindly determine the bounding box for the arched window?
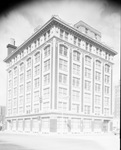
[35,52,40,63]
[85,56,91,66]
[96,60,101,70]
[27,58,31,68]
[59,44,68,57]
[44,45,50,58]
[105,64,110,73]
[73,51,80,62]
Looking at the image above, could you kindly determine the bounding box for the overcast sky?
[0,0,120,106]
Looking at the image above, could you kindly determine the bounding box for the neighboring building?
[0,106,6,130]
[113,81,120,129]
[4,16,117,134]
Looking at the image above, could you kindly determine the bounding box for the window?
[73,64,80,75]
[95,95,101,105]
[34,91,39,102]
[20,74,24,83]
[43,102,50,111]
[60,29,64,38]
[96,60,101,70]
[85,28,88,34]
[13,98,17,107]
[44,33,46,41]
[72,104,79,113]
[105,86,109,95]
[20,63,24,72]
[59,45,68,57]
[8,90,12,99]
[104,97,109,107]
[43,88,50,99]
[34,104,39,113]
[14,67,17,76]
[85,80,91,91]
[44,45,50,58]
[85,56,91,66]
[105,64,110,73]
[34,40,37,49]
[8,80,12,89]
[95,83,101,93]
[47,30,50,38]
[84,93,91,104]
[19,96,23,106]
[19,107,23,114]
[9,71,12,79]
[27,69,31,80]
[95,107,100,115]
[44,74,50,85]
[19,85,24,95]
[35,65,40,76]
[34,78,40,89]
[26,105,31,114]
[58,102,67,111]
[105,75,110,84]
[14,77,17,86]
[78,39,81,47]
[95,72,101,81]
[84,105,90,114]
[104,108,109,116]
[73,51,80,62]
[26,82,31,92]
[26,93,31,104]
[85,68,91,78]
[59,59,67,71]
[35,52,40,63]
[73,90,80,101]
[86,42,88,50]
[27,58,31,68]
[59,73,67,84]
[65,32,68,40]
[44,59,50,72]
[74,36,77,45]
[59,87,67,97]
[89,44,92,52]
[37,38,40,46]
[73,77,80,88]
[14,88,17,97]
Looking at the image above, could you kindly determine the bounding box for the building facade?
[4,16,117,134]
[0,106,6,130]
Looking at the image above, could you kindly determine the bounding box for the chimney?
[7,38,17,56]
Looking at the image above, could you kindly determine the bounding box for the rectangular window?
[14,87,17,97]
[59,73,67,85]
[73,64,80,75]
[73,91,80,102]
[65,32,68,40]
[19,96,23,106]
[95,72,101,81]
[104,97,109,107]
[34,78,40,89]
[19,85,24,95]
[60,29,64,38]
[59,87,67,97]
[35,65,40,76]
[20,63,24,72]
[27,58,31,68]
[44,46,50,58]
[34,91,39,102]
[74,36,77,45]
[73,77,80,88]
[59,59,67,71]
[26,82,31,92]
[104,108,109,116]
[43,88,50,99]
[105,65,110,73]
[14,77,17,87]
[44,59,50,72]
[44,74,50,85]
[84,105,90,114]
[86,42,88,50]
[85,68,91,78]
[84,93,91,104]
[35,52,40,63]
[78,39,81,47]
[96,61,101,70]
[95,83,101,93]
[20,74,24,83]
[105,86,110,95]
[95,95,101,105]
[95,107,101,115]
[27,69,31,80]
[89,44,92,52]
[47,30,50,38]
[72,104,79,113]
[26,93,31,104]
[59,45,67,57]
[85,56,91,66]
[105,75,110,84]
[85,80,91,91]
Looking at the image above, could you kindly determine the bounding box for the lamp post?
[61,96,69,134]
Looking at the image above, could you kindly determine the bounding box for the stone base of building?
[6,114,112,134]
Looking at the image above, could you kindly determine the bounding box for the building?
[0,106,6,130]
[4,16,117,134]
[113,81,120,129]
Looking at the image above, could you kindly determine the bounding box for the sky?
[0,0,120,106]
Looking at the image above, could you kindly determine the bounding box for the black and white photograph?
[0,0,120,150]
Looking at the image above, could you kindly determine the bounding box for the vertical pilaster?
[81,53,84,112]
[69,48,72,111]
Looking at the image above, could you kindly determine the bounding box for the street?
[0,132,120,150]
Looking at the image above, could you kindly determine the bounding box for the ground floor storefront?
[6,114,112,134]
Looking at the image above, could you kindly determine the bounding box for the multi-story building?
[4,16,117,134]
[113,81,120,129]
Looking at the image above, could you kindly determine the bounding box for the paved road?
[0,132,120,150]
